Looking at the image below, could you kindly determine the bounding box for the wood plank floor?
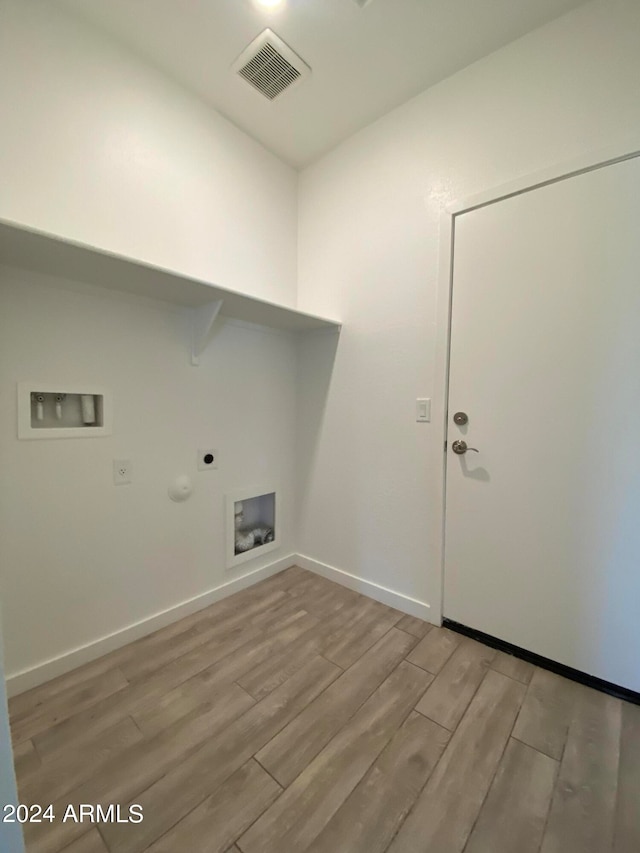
[9,566,639,853]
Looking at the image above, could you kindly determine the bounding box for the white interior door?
[444,154,640,693]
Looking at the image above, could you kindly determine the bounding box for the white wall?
[0,0,301,690]
[0,0,298,307]
[0,268,298,686]
[296,0,640,616]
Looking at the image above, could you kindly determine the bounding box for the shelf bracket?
[191,299,223,366]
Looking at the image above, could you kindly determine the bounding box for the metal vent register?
[233,29,310,100]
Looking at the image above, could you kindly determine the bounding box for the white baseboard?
[6,554,296,697]
[295,554,432,622]
[7,552,431,697]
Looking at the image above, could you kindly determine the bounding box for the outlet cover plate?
[113,459,132,485]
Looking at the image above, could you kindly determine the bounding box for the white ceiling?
[57,0,588,168]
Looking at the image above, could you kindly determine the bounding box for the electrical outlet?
[197,448,218,471]
[113,459,132,485]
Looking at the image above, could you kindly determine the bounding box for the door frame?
[430,137,640,626]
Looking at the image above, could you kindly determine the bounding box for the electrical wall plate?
[416,398,431,422]
[197,448,218,471]
[113,459,132,485]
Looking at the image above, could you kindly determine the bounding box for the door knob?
[452,439,479,455]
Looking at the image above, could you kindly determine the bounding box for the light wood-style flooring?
[9,566,640,853]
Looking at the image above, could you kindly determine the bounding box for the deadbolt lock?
[453,411,468,426]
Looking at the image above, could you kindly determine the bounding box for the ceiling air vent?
[232,29,310,101]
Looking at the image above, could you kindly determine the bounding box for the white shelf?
[0,219,341,336]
